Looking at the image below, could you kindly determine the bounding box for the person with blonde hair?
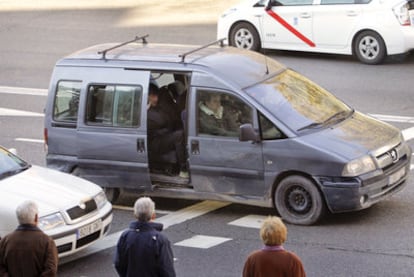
[243,216,306,277]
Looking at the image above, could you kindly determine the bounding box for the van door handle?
[191,140,200,155]
[137,139,145,153]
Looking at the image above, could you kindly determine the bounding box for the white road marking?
[15,138,44,143]
[112,205,173,215]
[228,215,267,229]
[0,86,47,96]
[369,114,414,124]
[174,235,232,249]
[0,108,43,117]
[402,127,414,142]
[59,200,230,265]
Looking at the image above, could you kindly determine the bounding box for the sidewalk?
[0,0,240,26]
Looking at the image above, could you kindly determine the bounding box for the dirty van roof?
[61,42,286,88]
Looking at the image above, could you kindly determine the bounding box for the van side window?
[197,90,252,137]
[53,80,81,123]
[259,113,286,140]
[86,84,142,128]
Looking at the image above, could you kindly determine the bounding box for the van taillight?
[393,1,412,26]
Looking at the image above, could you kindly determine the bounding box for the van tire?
[229,22,261,51]
[354,31,386,65]
[274,175,325,225]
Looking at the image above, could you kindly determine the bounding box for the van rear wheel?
[274,175,325,225]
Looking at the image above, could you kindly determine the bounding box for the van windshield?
[246,69,353,133]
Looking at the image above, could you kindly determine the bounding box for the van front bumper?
[316,162,410,213]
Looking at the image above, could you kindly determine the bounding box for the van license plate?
[389,167,405,185]
[77,219,102,239]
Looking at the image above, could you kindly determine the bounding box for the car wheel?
[354,31,386,65]
[274,175,326,225]
[229,22,261,51]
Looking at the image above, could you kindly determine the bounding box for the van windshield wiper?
[297,110,353,132]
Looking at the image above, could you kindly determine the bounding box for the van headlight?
[342,155,377,177]
[38,212,66,231]
[94,190,108,209]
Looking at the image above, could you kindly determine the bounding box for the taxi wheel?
[229,22,261,51]
[274,175,326,225]
[354,31,386,65]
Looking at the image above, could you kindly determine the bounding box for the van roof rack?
[98,34,149,59]
[179,38,226,62]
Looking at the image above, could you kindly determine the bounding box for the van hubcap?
[285,186,312,214]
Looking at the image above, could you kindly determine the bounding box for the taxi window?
[53,80,81,123]
[86,84,142,128]
[274,0,313,6]
[321,0,355,4]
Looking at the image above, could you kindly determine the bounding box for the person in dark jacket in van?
[114,197,175,277]
[147,84,188,178]
[198,92,239,137]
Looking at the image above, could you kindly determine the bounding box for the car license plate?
[77,219,102,239]
[389,167,405,185]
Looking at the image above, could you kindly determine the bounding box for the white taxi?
[0,146,113,257]
[217,0,414,64]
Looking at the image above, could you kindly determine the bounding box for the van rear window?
[86,84,142,128]
[53,80,81,123]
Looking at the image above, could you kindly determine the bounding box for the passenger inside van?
[147,83,189,180]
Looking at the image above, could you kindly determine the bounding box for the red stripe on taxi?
[266,9,316,47]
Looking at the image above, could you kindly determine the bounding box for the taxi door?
[312,0,363,49]
[261,0,315,49]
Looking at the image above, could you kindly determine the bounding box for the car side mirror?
[239,124,261,143]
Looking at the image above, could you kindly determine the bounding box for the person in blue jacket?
[114,197,176,277]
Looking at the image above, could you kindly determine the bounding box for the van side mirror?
[239,124,261,143]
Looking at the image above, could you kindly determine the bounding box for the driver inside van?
[147,83,188,179]
[198,92,239,137]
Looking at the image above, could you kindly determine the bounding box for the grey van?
[44,36,411,225]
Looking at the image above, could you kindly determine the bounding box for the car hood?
[302,112,401,160]
[0,165,101,217]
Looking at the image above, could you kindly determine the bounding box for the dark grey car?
[44,36,412,225]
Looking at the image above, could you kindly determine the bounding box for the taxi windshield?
[246,69,352,133]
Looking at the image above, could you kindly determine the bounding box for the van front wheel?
[274,175,325,225]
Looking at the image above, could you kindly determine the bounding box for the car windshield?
[0,147,30,179]
[246,69,352,133]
